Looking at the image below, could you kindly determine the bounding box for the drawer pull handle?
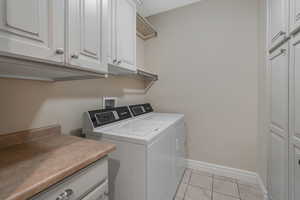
[56,189,74,200]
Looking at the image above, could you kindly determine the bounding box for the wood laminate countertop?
[0,125,116,200]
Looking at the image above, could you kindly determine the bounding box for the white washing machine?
[82,104,186,200]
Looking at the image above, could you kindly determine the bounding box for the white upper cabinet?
[0,0,65,63]
[107,0,117,66]
[269,0,289,49]
[116,0,136,71]
[108,0,137,73]
[290,0,300,34]
[68,0,108,73]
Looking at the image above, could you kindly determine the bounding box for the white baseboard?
[186,159,268,199]
[256,174,269,200]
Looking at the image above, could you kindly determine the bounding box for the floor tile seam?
[183,169,193,199]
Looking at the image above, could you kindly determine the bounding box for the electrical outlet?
[103,97,118,109]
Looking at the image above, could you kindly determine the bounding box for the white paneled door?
[289,33,300,200]
[68,0,108,73]
[269,43,289,200]
[0,0,65,63]
[269,0,288,48]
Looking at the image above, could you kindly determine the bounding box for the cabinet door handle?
[56,189,74,200]
[272,31,286,42]
[296,13,300,21]
[55,48,64,55]
[270,49,287,60]
[71,54,79,59]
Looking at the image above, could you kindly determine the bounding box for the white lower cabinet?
[268,43,289,200]
[267,27,300,200]
[31,158,108,200]
[289,32,300,200]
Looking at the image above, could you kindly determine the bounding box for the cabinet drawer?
[82,180,108,200]
[31,158,108,200]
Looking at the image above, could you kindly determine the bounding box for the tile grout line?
[213,176,242,199]
[184,169,252,200]
[211,174,214,200]
[183,169,192,199]
[174,169,184,200]
[236,179,242,200]
[213,191,242,200]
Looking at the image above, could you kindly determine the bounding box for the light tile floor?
[175,168,265,200]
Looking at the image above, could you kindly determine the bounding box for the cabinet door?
[115,0,136,71]
[289,33,300,200]
[68,0,108,73]
[290,0,300,34]
[107,0,117,65]
[0,0,64,63]
[269,0,288,48]
[268,44,289,200]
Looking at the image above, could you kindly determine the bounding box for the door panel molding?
[80,0,100,59]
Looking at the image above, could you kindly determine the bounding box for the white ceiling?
[136,0,202,17]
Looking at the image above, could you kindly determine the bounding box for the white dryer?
[83,104,186,200]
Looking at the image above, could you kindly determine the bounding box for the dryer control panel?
[129,103,153,117]
[88,106,132,128]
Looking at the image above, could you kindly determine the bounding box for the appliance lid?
[108,121,161,136]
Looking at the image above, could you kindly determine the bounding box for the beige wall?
[257,0,268,185]
[0,77,146,135]
[0,36,147,135]
[145,0,260,172]
[136,36,145,68]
